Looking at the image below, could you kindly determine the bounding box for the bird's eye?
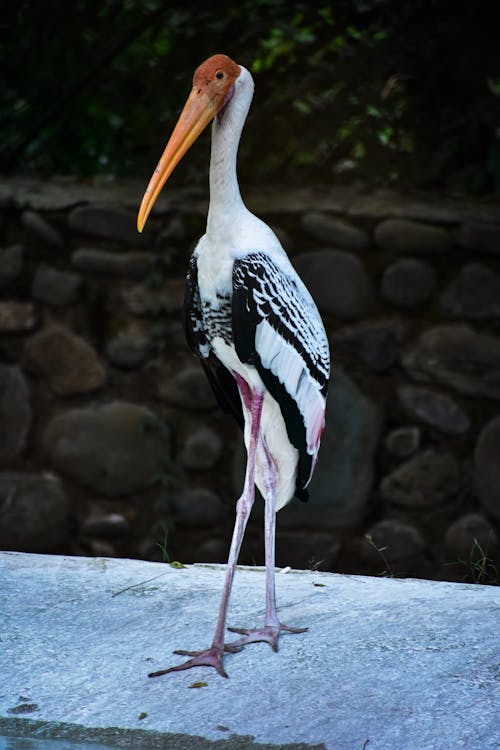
[215,71,224,80]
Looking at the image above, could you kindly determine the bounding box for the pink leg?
[228,444,307,651]
[149,385,264,679]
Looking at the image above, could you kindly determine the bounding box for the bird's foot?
[148,641,243,679]
[227,622,308,652]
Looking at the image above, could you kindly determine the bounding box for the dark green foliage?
[1,0,499,192]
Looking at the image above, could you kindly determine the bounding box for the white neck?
[206,65,254,233]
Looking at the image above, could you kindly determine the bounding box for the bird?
[137,53,330,678]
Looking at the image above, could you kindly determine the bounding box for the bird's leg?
[228,444,307,652]
[150,386,264,679]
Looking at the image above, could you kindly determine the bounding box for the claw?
[148,642,243,679]
[227,622,308,652]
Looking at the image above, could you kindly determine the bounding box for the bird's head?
[137,54,241,232]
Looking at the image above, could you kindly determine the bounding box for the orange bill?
[137,88,218,232]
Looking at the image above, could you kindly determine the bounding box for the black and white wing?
[183,253,243,430]
[232,252,330,495]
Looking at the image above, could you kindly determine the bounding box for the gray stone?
[157,216,187,245]
[458,222,500,255]
[335,318,407,371]
[1,553,498,750]
[384,426,421,458]
[159,366,217,411]
[0,473,70,552]
[44,401,171,497]
[72,248,154,277]
[32,264,82,306]
[270,223,295,254]
[0,244,24,287]
[474,414,500,522]
[81,513,130,539]
[11,179,86,211]
[301,212,369,249]
[21,210,63,247]
[68,205,152,245]
[402,324,500,399]
[0,365,31,468]
[348,189,469,224]
[380,450,460,508]
[173,488,223,527]
[276,531,340,571]
[381,257,436,308]
[361,520,427,564]
[279,368,382,529]
[439,263,500,319]
[180,425,223,471]
[24,325,106,396]
[398,384,470,434]
[292,249,375,321]
[444,513,499,563]
[0,302,36,332]
[123,279,184,316]
[105,332,150,369]
[0,182,13,208]
[195,537,228,563]
[375,218,452,254]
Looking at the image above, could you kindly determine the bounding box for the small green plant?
[365,534,395,578]
[308,556,325,571]
[458,538,498,585]
[157,527,171,563]
[156,526,185,568]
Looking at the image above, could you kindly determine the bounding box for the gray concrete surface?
[0,552,499,750]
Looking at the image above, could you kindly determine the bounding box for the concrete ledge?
[0,552,499,749]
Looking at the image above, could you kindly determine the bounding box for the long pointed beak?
[137,88,217,232]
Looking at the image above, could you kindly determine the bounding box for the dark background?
[2,0,499,193]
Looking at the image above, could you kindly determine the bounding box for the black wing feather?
[183,253,243,430]
[232,252,329,500]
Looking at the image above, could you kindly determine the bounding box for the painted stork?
[137,54,330,678]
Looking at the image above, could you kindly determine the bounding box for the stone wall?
[1,176,499,582]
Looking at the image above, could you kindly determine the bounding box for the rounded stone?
[439,263,500,319]
[380,450,460,508]
[72,248,154,278]
[0,472,70,553]
[32,265,82,307]
[444,513,499,563]
[335,319,407,372]
[0,244,24,288]
[292,249,375,321]
[81,513,130,538]
[384,426,421,458]
[381,258,436,309]
[44,401,172,497]
[21,210,63,247]
[402,324,500,400]
[275,532,340,571]
[68,205,152,245]
[361,520,426,564]
[0,365,31,468]
[173,488,223,527]
[458,222,500,255]
[159,366,217,411]
[397,384,470,435]
[375,218,451,254]
[474,415,500,522]
[180,425,223,471]
[105,333,150,369]
[24,325,106,396]
[0,302,36,332]
[301,212,370,250]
